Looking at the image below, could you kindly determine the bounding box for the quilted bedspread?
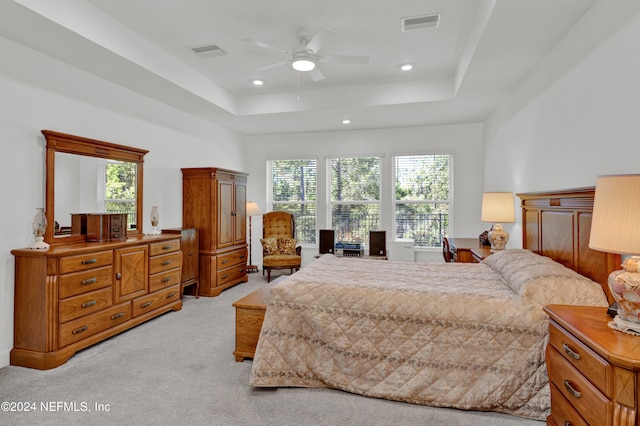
[250,250,608,420]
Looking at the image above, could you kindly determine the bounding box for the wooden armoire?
[182,168,248,297]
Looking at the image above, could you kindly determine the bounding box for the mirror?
[43,130,148,245]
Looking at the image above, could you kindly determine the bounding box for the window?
[394,154,451,248]
[268,159,317,244]
[330,156,381,245]
[105,161,137,229]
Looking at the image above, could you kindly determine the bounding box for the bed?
[249,187,620,420]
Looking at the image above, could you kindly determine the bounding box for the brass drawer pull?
[239,254,245,259]
[162,245,172,250]
[221,274,228,279]
[81,300,96,309]
[222,259,229,264]
[162,260,172,266]
[81,258,97,265]
[239,267,245,272]
[81,278,97,285]
[161,277,171,283]
[72,326,88,335]
[111,313,124,320]
[167,292,176,299]
[564,380,581,398]
[564,422,571,426]
[563,343,581,360]
[141,301,153,309]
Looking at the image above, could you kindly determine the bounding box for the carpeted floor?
[0,271,543,425]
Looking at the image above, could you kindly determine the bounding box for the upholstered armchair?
[261,211,302,282]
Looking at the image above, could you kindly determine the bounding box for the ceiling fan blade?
[308,67,325,81]
[306,27,336,53]
[253,60,289,73]
[320,54,370,65]
[242,38,290,55]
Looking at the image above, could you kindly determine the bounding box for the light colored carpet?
[0,270,543,425]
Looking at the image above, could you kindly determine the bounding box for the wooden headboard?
[517,187,620,303]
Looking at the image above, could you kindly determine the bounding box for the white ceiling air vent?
[402,14,441,32]
[191,43,226,58]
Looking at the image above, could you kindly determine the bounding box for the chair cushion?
[263,254,302,268]
[260,237,279,255]
[277,237,297,255]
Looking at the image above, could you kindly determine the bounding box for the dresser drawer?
[59,287,113,324]
[217,249,246,269]
[59,266,113,299]
[149,239,180,256]
[217,263,247,286]
[549,382,589,426]
[149,252,181,274]
[149,269,181,293]
[549,321,611,396]
[546,345,611,426]
[132,284,180,317]
[59,250,113,274]
[59,303,131,348]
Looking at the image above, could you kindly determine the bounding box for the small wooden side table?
[233,285,271,362]
[544,304,640,426]
[470,247,492,263]
[447,237,489,263]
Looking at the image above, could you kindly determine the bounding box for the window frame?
[392,153,454,249]
[326,155,382,246]
[266,158,318,245]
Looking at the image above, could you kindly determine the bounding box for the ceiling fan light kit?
[244,27,369,82]
[292,55,316,71]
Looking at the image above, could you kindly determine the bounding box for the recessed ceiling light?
[342,119,351,125]
[400,64,413,71]
[252,79,264,86]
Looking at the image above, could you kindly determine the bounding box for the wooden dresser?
[11,234,182,369]
[182,168,248,297]
[544,304,640,426]
[162,227,200,298]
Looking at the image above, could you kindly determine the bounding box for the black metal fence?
[290,212,448,248]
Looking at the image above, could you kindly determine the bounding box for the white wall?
[0,37,246,368]
[484,1,640,247]
[245,123,485,266]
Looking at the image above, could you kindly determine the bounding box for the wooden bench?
[232,286,271,362]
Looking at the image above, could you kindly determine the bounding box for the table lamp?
[589,174,640,333]
[481,192,515,251]
[246,201,262,273]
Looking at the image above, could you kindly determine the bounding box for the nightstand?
[543,304,640,426]
[447,238,489,263]
[470,247,491,263]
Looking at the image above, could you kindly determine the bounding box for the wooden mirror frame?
[43,130,148,245]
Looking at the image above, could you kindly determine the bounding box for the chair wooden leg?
[267,269,271,282]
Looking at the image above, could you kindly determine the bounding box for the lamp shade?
[481,192,515,223]
[589,174,640,255]
[246,201,262,217]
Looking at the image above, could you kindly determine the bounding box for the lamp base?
[246,265,259,273]
[610,315,640,335]
[30,237,50,250]
[488,223,509,251]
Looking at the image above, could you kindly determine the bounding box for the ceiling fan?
[243,27,370,81]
